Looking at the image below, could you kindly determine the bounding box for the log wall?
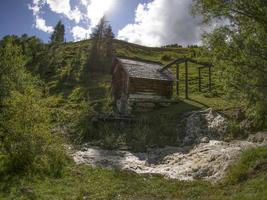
[128,77,173,98]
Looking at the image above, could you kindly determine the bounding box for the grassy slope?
[58,39,228,111]
[1,40,264,199]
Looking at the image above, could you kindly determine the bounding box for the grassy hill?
[42,39,234,148]
[52,38,222,104]
[0,37,266,200]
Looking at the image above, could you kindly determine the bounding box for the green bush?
[126,124,149,152]
[1,89,66,176]
[161,54,172,61]
[100,127,122,150]
[0,39,66,177]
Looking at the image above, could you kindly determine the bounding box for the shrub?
[161,54,172,61]
[225,147,267,184]
[99,125,123,150]
[126,124,149,152]
[1,89,66,176]
[0,39,66,177]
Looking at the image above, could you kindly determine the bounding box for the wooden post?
[185,61,189,99]
[176,64,179,95]
[198,67,202,92]
[208,66,212,92]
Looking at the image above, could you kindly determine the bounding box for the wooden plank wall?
[128,77,173,98]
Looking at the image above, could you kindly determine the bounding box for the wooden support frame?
[176,64,179,95]
[198,67,202,92]
[185,61,189,99]
[161,57,213,99]
[208,66,212,92]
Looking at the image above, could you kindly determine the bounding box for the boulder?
[177,108,228,145]
[200,137,210,143]
[240,119,253,134]
[231,108,246,120]
[248,132,267,143]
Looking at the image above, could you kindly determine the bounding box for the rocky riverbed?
[73,109,266,181]
[73,134,267,181]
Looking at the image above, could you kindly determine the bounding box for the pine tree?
[87,17,115,74]
[105,25,115,72]
[50,20,65,44]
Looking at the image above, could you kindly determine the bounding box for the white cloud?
[35,16,54,33]
[71,26,91,41]
[46,0,83,23]
[118,0,204,47]
[28,0,117,41]
[28,0,54,33]
[28,0,207,45]
[80,0,117,27]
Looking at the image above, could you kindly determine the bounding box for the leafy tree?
[50,20,65,44]
[0,38,66,175]
[192,0,267,129]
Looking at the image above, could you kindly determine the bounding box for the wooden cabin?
[112,58,174,114]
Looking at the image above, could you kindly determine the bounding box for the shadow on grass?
[187,97,210,108]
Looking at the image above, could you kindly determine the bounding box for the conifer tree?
[87,17,115,74]
[50,20,65,44]
[104,25,115,66]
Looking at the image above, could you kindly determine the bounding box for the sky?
[0,0,205,47]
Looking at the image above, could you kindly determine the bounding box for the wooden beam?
[208,66,212,92]
[185,61,189,99]
[198,67,202,92]
[176,64,179,95]
[160,58,186,72]
[186,58,212,68]
[160,57,212,72]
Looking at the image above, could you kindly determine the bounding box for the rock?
[248,132,267,143]
[193,166,212,179]
[240,119,252,133]
[177,108,228,145]
[81,147,88,152]
[21,187,33,194]
[73,138,266,182]
[231,108,245,120]
[200,137,210,143]
[183,135,196,146]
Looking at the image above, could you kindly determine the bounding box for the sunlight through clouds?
[118,0,204,47]
[28,0,118,41]
[28,0,205,46]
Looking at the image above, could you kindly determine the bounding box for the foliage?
[98,125,123,150]
[192,0,267,130]
[161,54,172,61]
[87,17,115,74]
[65,89,93,144]
[0,38,66,176]
[50,21,65,44]
[225,146,267,184]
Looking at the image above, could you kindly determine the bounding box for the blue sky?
[0,0,204,46]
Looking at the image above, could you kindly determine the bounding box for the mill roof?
[117,58,174,81]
